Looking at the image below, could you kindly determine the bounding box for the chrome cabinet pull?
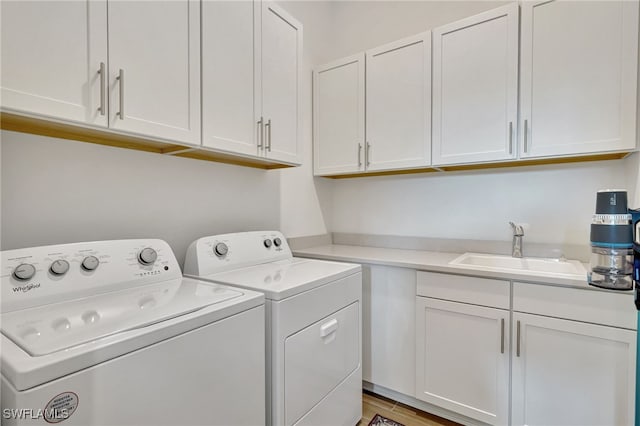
[508,121,513,154]
[523,119,528,153]
[500,318,505,354]
[98,62,106,116]
[257,117,264,149]
[366,142,371,168]
[117,69,125,120]
[516,320,521,357]
[266,119,272,152]
[358,143,362,168]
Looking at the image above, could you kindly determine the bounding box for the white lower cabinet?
[416,297,509,425]
[362,265,416,396]
[415,271,510,426]
[511,312,636,426]
[413,271,636,426]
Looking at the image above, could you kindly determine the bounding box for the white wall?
[280,0,639,247]
[329,0,507,59]
[331,159,631,246]
[278,0,509,238]
[278,1,335,237]
[627,153,640,209]
[0,131,279,264]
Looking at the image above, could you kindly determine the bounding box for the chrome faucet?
[509,222,524,258]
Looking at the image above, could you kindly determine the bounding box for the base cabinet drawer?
[415,297,509,425]
[513,282,636,330]
[417,271,509,309]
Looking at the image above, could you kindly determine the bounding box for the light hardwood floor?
[359,391,461,426]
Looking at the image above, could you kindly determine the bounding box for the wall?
[0,131,279,264]
[277,1,335,237]
[277,0,510,238]
[331,159,632,246]
[292,0,638,249]
[627,153,640,209]
[329,0,507,58]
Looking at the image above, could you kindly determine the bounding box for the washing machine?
[184,231,363,426]
[1,239,265,426]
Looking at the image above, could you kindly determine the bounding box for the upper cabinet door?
[520,0,639,158]
[261,2,302,164]
[366,33,432,172]
[313,54,366,176]
[108,0,200,145]
[432,4,519,166]
[1,0,108,127]
[202,0,261,156]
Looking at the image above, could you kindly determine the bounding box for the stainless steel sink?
[449,252,587,279]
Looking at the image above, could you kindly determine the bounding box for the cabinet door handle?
[358,143,363,168]
[366,142,371,168]
[117,69,125,120]
[523,119,528,153]
[98,62,106,116]
[266,119,272,152]
[257,117,264,150]
[516,320,521,357]
[500,318,505,354]
[508,121,513,155]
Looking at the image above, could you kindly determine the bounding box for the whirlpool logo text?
[12,282,40,293]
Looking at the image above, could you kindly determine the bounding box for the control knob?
[50,259,70,276]
[81,256,100,271]
[138,248,158,265]
[13,263,36,281]
[273,237,282,247]
[264,239,273,248]
[214,243,228,257]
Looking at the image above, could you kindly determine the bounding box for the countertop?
[293,244,633,294]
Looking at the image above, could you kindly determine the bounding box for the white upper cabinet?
[0,0,108,127]
[432,3,519,166]
[201,1,301,164]
[260,2,302,164]
[366,33,431,171]
[202,1,261,156]
[313,54,366,175]
[520,0,639,158]
[107,0,200,145]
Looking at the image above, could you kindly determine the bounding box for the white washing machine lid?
[190,258,361,300]
[1,277,244,357]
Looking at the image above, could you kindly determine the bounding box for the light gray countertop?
[293,244,633,294]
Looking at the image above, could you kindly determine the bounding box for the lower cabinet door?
[512,312,636,426]
[362,265,416,395]
[415,297,509,425]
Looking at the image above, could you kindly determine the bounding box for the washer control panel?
[1,239,182,313]
[184,231,292,276]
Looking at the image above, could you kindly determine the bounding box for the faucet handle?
[509,221,524,236]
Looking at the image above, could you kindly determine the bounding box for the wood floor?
[358,391,461,426]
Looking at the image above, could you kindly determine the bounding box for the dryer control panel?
[184,231,292,276]
[1,240,182,313]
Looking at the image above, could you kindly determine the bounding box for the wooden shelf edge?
[325,167,440,179]
[169,149,295,170]
[319,152,633,179]
[0,112,298,170]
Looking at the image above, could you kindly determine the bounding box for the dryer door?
[284,301,360,425]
